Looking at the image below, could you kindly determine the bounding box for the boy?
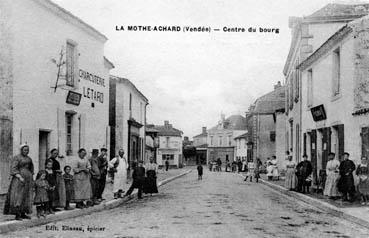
[125,160,146,199]
[197,164,203,180]
[63,166,74,210]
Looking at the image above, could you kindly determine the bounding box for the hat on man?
[100,147,108,152]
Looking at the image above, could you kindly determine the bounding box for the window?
[332,48,341,96]
[228,135,232,146]
[66,41,77,87]
[65,112,74,155]
[244,140,247,148]
[219,136,222,146]
[166,137,170,148]
[307,69,313,107]
[270,131,276,142]
[210,136,213,146]
[162,154,174,160]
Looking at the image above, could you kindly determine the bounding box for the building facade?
[283,3,369,164]
[207,114,247,164]
[109,76,148,167]
[247,83,285,164]
[234,133,248,161]
[0,0,113,193]
[192,127,208,165]
[299,16,369,184]
[154,121,183,168]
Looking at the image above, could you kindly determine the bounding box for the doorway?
[39,130,50,170]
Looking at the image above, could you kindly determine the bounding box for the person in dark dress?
[144,158,159,195]
[217,158,222,172]
[237,159,242,173]
[254,158,262,183]
[338,152,356,202]
[4,144,34,220]
[45,159,56,214]
[63,166,74,210]
[89,149,101,205]
[47,149,66,211]
[165,159,170,171]
[97,148,108,201]
[125,161,146,199]
[296,154,313,194]
[197,164,203,180]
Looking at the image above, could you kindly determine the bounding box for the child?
[63,166,74,210]
[244,161,254,182]
[34,170,50,218]
[197,164,203,180]
[356,156,369,205]
[45,159,56,214]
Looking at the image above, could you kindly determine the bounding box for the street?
[5,170,369,238]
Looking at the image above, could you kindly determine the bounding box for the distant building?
[109,76,148,168]
[154,121,183,168]
[234,133,248,161]
[193,127,208,165]
[247,82,285,164]
[207,114,247,164]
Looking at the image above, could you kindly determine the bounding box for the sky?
[54,0,367,138]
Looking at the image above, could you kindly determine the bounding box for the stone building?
[234,133,248,161]
[284,3,369,164]
[0,0,113,193]
[109,76,148,167]
[247,83,285,164]
[299,15,369,184]
[192,127,208,165]
[207,114,247,164]
[154,121,183,168]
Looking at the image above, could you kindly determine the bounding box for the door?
[0,118,12,194]
[337,125,344,161]
[321,127,331,170]
[39,130,50,170]
[310,130,317,183]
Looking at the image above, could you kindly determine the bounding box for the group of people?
[266,156,280,181]
[284,151,369,204]
[3,144,159,220]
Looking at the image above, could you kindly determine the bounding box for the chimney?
[274,81,281,90]
[202,127,207,134]
[164,120,169,128]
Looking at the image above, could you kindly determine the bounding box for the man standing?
[338,152,356,202]
[165,159,170,171]
[125,160,146,199]
[216,158,222,172]
[89,149,101,205]
[296,154,313,194]
[109,149,128,199]
[97,147,108,201]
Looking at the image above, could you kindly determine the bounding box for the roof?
[283,3,369,75]
[152,125,183,137]
[110,75,149,104]
[234,133,248,140]
[209,115,247,131]
[104,57,115,69]
[252,86,286,114]
[193,132,207,138]
[306,4,369,22]
[34,0,108,42]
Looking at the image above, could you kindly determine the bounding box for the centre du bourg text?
[115,25,280,34]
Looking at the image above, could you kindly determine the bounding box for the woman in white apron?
[109,149,128,199]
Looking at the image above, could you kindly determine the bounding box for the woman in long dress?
[284,156,297,190]
[46,148,66,210]
[266,158,273,180]
[323,153,340,198]
[144,158,159,195]
[73,148,92,208]
[271,156,279,180]
[356,156,369,205]
[109,149,128,198]
[3,144,34,220]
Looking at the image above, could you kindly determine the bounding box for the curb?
[0,169,192,234]
[236,173,369,229]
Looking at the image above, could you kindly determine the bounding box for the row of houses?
[0,0,184,194]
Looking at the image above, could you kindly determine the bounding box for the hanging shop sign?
[66,91,82,106]
[311,104,327,122]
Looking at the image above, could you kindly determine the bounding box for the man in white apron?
[109,149,128,199]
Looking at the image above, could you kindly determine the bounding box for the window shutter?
[361,127,369,159]
[337,124,344,161]
[79,113,86,149]
[57,108,66,156]
[310,130,317,183]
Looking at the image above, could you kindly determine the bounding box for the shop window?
[65,112,74,155]
[66,41,77,87]
[162,154,174,160]
[270,131,276,142]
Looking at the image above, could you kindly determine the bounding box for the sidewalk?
[249,173,369,229]
[0,167,192,234]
